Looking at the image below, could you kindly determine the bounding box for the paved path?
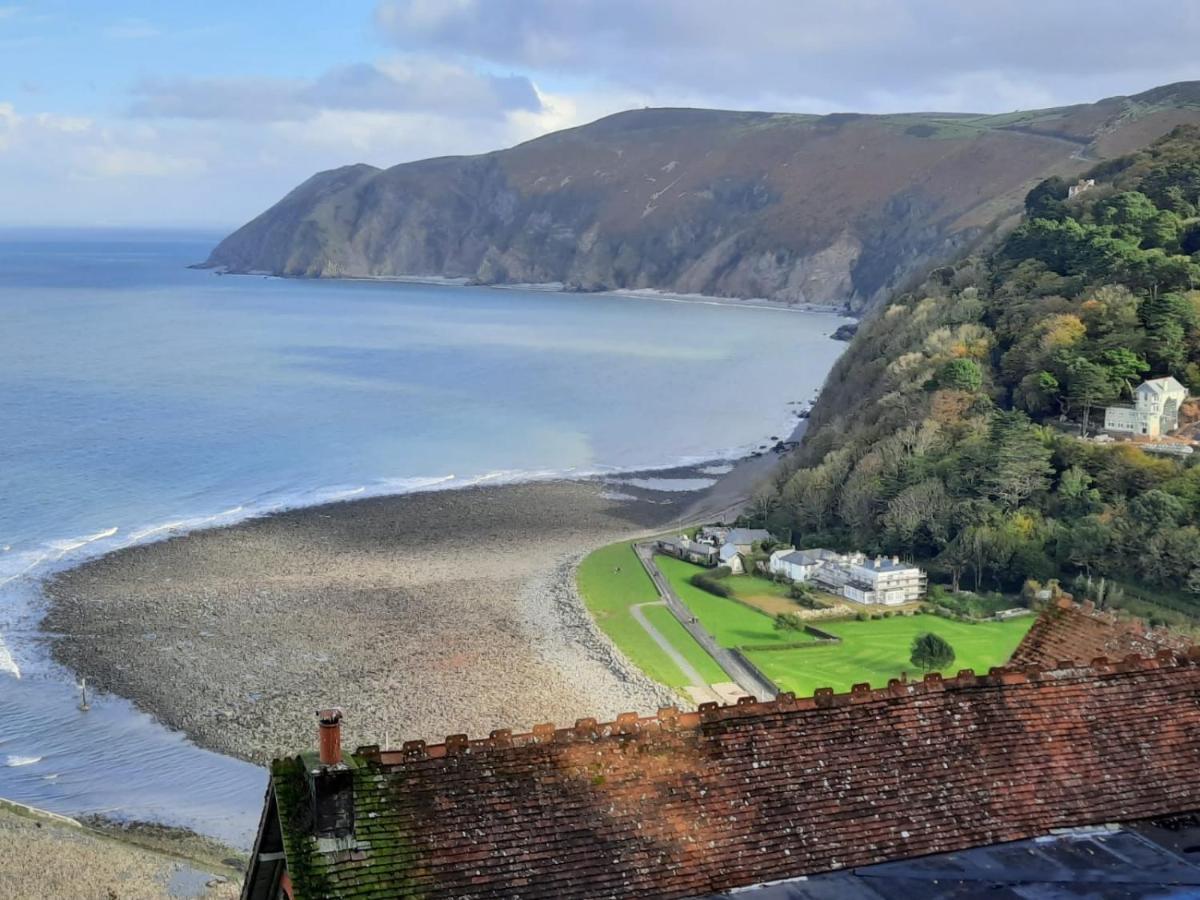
[630,601,708,687]
[633,543,779,701]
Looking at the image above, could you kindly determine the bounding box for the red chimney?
[318,708,343,766]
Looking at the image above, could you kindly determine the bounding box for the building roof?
[261,650,1200,899]
[1009,597,1194,670]
[703,823,1200,898]
[849,556,918,574]
[779,548,838,566]
[658,536,717,556]
[724,528,771,546]
[1138,376,1187,395]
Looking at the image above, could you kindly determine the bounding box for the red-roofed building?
[1010,596,1194,669]
[242,649,1200,899]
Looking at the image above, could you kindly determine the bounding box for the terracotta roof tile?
[270,651,1200,899]
[1009,598,1194,669]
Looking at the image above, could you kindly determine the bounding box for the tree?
[937,358,983,392]
[1099,348,1149,399]
[982,411,1054,507]
[910,632,956,674]
[1062,356,1120,434]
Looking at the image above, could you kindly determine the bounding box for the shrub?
[710,565,733,579]
[774,612,805,632]
[855,612,868,621]
[691,573,732,597]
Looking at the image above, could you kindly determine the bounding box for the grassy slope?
[640,604,727,684]
[582,545,1033,697]
[657,556,816,647]
[657,555,1030,695]
[746,615,1034,698]
[576,542,725,687]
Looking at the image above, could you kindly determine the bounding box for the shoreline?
[41,443,791,763]
[200,267,854,317]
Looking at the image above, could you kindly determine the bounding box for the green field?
[576,542,725,687]
[578,544,1034,698]
[657,556,816,648]
[745,615,1035,697]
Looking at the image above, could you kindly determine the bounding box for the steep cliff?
[204,83,1200,311]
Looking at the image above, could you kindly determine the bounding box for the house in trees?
[1067,178,1095,198]
[1103,376,1188,437]
[768,548,927,605]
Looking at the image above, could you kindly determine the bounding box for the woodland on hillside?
[753,126,1200,625]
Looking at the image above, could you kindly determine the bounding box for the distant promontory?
[203,83,1200,313]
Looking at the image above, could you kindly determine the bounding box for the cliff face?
[204,85,1200,311]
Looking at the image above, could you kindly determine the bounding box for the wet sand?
[44,463,773,763]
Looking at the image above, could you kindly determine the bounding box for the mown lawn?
[640,603,727,684]
[576,542,725,688]
[745,614,1035,697]
[657,556,815,648]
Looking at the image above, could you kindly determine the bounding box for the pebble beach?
[42,474,749,763]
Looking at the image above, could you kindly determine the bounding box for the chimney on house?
[318,708,343,766]
[892,556,899,565]
[308,708,356,839]
[874,557,881,569]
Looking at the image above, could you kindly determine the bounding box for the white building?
[717,528,773,575]
[768,548,840,582]
[771,548,927,606]
[1067,178,1095,199]
[1104,377,1188,437]
[833,556,928,606]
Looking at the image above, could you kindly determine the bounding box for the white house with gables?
[769,547,927,606]
[1104,377,1188,438]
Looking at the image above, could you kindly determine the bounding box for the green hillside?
[753,125,1200,628]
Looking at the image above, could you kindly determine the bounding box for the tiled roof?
[1009,597,1194,669]
[270,649,1200,899]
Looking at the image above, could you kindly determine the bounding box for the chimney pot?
[318,708,343,766]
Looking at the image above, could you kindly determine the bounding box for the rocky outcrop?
[203,84,1200,312]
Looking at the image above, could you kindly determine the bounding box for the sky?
[4,1,1200,229]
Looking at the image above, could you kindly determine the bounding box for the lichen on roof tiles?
[1009,598,1194,670]
[268,650,1200,899]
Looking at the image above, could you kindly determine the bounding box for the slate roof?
[263,648,1200,899]
[704,823,1200,899]
[1009,597,1194,669]
[724,528,771,547]
[1138,376,1187,395]
[778,548,838,566]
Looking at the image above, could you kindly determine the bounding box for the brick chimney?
[309,708,355,840]
[318,708,343,766]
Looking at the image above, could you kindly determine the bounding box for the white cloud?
[128,57,541,123]
[373,0,1200,113]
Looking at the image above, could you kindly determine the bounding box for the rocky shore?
[44,477,729,763]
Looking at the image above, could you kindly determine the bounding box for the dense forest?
[753,126,1200,625]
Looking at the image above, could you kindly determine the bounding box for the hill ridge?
[204,82,1200,311]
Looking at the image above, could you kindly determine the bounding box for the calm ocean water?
[0,230,848,844]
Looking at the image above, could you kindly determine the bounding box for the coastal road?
[633,543,778,701]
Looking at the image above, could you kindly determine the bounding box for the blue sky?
[4,1,1200,228]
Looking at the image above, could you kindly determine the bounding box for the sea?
[0,229,849,846]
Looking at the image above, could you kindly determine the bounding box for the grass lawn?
[745,614,1035,698]
[640,604,727,684]
[576,542,725,688]
[657,556,815,648]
